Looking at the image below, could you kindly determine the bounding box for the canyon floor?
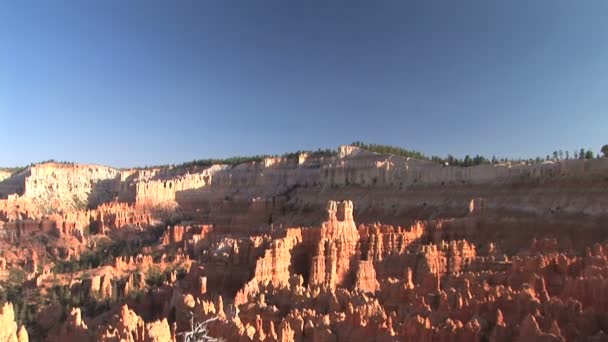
[1,145,608,341]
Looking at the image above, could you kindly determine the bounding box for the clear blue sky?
[1,1,607,167]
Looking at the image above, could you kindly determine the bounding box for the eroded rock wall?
[2,147,608,341]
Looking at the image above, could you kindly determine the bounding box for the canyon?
[1,145,608,341]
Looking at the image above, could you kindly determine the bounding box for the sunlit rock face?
[1,146,608,341]
[0,302,29,342]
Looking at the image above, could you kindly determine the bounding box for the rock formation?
[97,305,173,341]
[0,302,29,342]
[1,145,608,341]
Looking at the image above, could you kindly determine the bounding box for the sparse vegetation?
[280,148,338,159]
[53,227,164,274]
[352,141,605,166]
[2,226,175,336]
[145,265,164,287]
[351,141,426,159]
[131,148,338,170]
[0,268,40,329]
[0,159,75,176]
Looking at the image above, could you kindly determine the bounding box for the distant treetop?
[0,159,75,175]
[351,141,490,167]
[2,143,604,174]
[133,148,338,170]
[349,142,602,167]
[350,141,425,159]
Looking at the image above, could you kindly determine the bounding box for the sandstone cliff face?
[0,303,28,342]
[0,195,39,222]
[309,201,359,291]
[135,165,227,208]
[98,305,173,342]
[218,197,608,341]
[0,202,154,246]
[199,145,608,192]
[0,171,11,181]
[3,147,608,341]
[46,307,89,342]
[415,240,476,281]
[353,260,380,293]
[5,146,608,218]
[234,200,363,305]
[24,163,122,212]
[358,222,425,261]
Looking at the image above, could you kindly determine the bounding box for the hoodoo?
[1,146,608,341]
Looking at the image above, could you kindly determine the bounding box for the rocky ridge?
[0,145,607,341]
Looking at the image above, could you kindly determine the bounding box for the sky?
[1,1,608,167]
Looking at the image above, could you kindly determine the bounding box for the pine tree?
[602,144,608,158]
